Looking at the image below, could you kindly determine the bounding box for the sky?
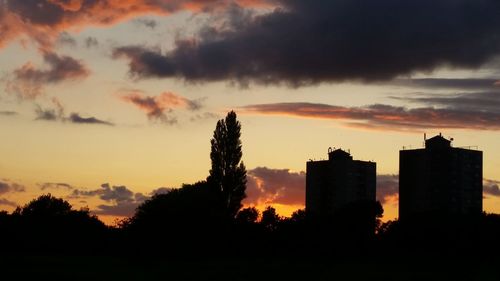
[1,0,500,224]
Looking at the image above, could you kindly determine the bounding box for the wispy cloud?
[392,78,500,91]
[34,98,114,126]
[6,51,89,99]
[392,91,500,112]
[38,182,74,191]
[119,90,202,124]
[241,102,500,131]
[0,198,17,208]
[0,111,18,116]
[0,180,26,194]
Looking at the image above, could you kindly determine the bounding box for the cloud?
[35,98,64,121]
[393,91,500,113]
[38,182,74,190]
[133,18,158,29]
[57,32,77,47]
[119,90,202,124]
[394,78,500,91]
[70,183,148,217]
[112,0,500,86]
[68,113,114,126]
[245,167,305,206]
[190,112,219,122]
[34,98,114,126]
[6,51,90,99]
[241,102,500,131]
[0,111,17,116]
[484,179,500,197]
[150,187,173,195]
[245,169,402,207]
[0,0,266,51]
[84,37,99,48]
[94,201,141,217]
[0,198,17,208]
[0,180,26,194]
[377,174,399,205]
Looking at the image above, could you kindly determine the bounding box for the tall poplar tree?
[208,111,247,218]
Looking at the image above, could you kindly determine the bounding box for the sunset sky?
[1,0,500,224]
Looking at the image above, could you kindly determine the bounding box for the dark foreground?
[1,255,499,281]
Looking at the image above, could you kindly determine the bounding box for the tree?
[261,206,281,231]
[235,207,259,225]
[208,111,247,218]
[9,194,107,253]
[129,181,220,233]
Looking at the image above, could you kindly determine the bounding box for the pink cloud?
[120,90,201,124]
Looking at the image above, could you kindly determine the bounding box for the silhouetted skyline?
[1,0,500,225]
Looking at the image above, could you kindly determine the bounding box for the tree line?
[1,111,500,258]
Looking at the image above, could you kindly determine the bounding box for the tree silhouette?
[208,111,247,218]
[6,194,107,253]
[14,193,72,217]
[127,182,225,235]
[236,207,259,225]
[261,206,281,231]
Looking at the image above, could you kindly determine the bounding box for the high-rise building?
[399,134,482,220]
[306,148,376,218]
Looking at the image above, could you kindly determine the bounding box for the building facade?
[306,148,376,218]
[399,134,483,220]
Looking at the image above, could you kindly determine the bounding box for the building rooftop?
[328,148,353,161]
[425,134,451,150]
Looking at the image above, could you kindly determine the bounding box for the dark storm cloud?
[113,0,500,86]
[242,102,500,131]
